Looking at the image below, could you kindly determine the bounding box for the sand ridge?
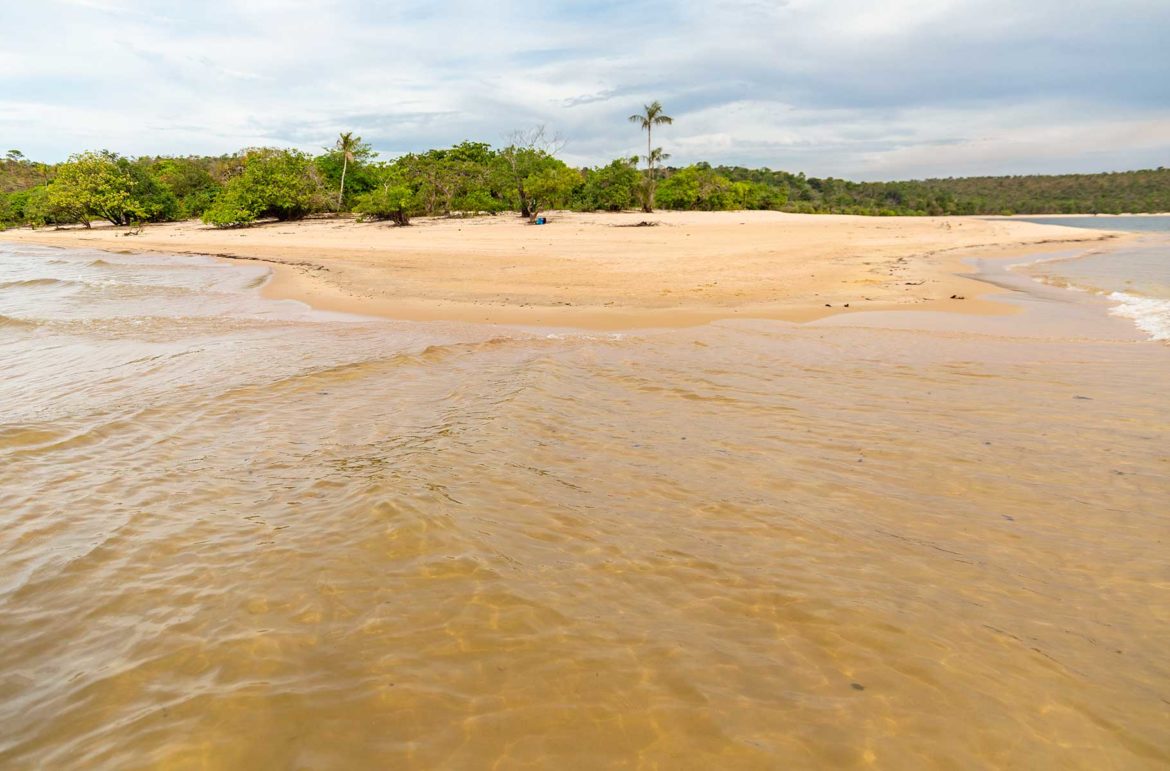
[3,210,1125,329]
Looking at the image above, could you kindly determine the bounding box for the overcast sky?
[2,0,1168,180]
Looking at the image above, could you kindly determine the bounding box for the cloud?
[562,90,621,108]
[1,0,1168,178]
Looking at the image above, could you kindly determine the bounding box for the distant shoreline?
[2,210,1127,330]
[999,212,1170,218]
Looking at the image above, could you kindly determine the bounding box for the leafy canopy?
[202,149,323,227]
[48,151,178,226]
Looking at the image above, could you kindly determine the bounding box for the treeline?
[713,165,1170,216]
[2,144,1168,230]
[0,141,650,229]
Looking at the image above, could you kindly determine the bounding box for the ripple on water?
[1,243,1169,768]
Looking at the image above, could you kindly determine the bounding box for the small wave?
[0,314,37,329]
[1108,292,1170,341]
[0,278,80,289]
[89,259,114,267]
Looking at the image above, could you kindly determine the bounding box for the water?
[1,242,1169,769]
[1005,220,1170,341]
[1011,215,1170,234]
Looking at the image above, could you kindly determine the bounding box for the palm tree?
[628,101,673,211]
[335,131,360,211]
[647,147,671,168]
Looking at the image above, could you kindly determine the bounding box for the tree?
[329,132,374,211]
[202,148,324,227]
[23,185,87,228]
[580,157,640,211]
[525,165,580,221]
[500,126,565,218]
[48,151,178,226]
[656,165,735,211]
[353,164,417,226]
[628,101,673,212]
[145,156,224,218]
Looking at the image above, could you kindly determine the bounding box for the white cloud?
[1,0,1167,178]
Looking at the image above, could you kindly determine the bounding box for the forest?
[2,139,1168,231]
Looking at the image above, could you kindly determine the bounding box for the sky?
[1,0,1168,180]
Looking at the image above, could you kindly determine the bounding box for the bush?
[353,184,416,226]
[149,157,223,218]
[524,165,581,218]
[24,185,87,227]
[49,151,178,226]
[579,158,639,211]
[452,189,507,215]
[203,149,322,227]
[656,165,735,210]
[0,192,17,228]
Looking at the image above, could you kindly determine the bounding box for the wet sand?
[3,211,1125,328]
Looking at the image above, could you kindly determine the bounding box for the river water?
[1,240,1168,769]
[1013,216,1170,341]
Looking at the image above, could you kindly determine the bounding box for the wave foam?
[1108,292,1170,341]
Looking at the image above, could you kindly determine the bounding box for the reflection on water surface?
[1,243,1168,768]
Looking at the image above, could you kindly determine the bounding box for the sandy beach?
[3,210,1124,328]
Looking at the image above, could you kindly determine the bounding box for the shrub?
[353,184,416,226]
[579,158,639,211]
[49,151,178,226]
[656,165,735,210]
[203,149,322,227]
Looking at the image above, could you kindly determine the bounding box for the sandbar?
[3,210,1125,329]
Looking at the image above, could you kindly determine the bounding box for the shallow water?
[1010,215,1170,234]
[1014,236,1170,341]
[1,242,1168,769]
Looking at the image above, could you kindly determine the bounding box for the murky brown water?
[1,243,1168,769]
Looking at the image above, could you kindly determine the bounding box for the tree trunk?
[643,127,654,213]
[518,182,531,218]
[337,156,348,211]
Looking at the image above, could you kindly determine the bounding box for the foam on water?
[1009,234,1170,341]
[1107,291,1170,341]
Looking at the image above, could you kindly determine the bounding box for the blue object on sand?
[535,217,546,225]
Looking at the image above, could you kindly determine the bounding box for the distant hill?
[710,165,1170,216]
[0,155,49,193]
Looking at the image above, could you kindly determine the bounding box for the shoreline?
[1,211,1128,330]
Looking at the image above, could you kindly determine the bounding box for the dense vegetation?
[710,166,1170,216]
[2,138,1168,231]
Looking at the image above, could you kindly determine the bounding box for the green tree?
[580,157,640,211]
[24,185,87,228]
[628,101,673,212]
[202,148,323,227]
[48,151,178,226]
[525,165,581,221]
[656,165,735,211]
[0,192,17,228]
[353,164,417,226]
[327,132,374,211]
[500,127,565,218]
[145,156,224,218]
